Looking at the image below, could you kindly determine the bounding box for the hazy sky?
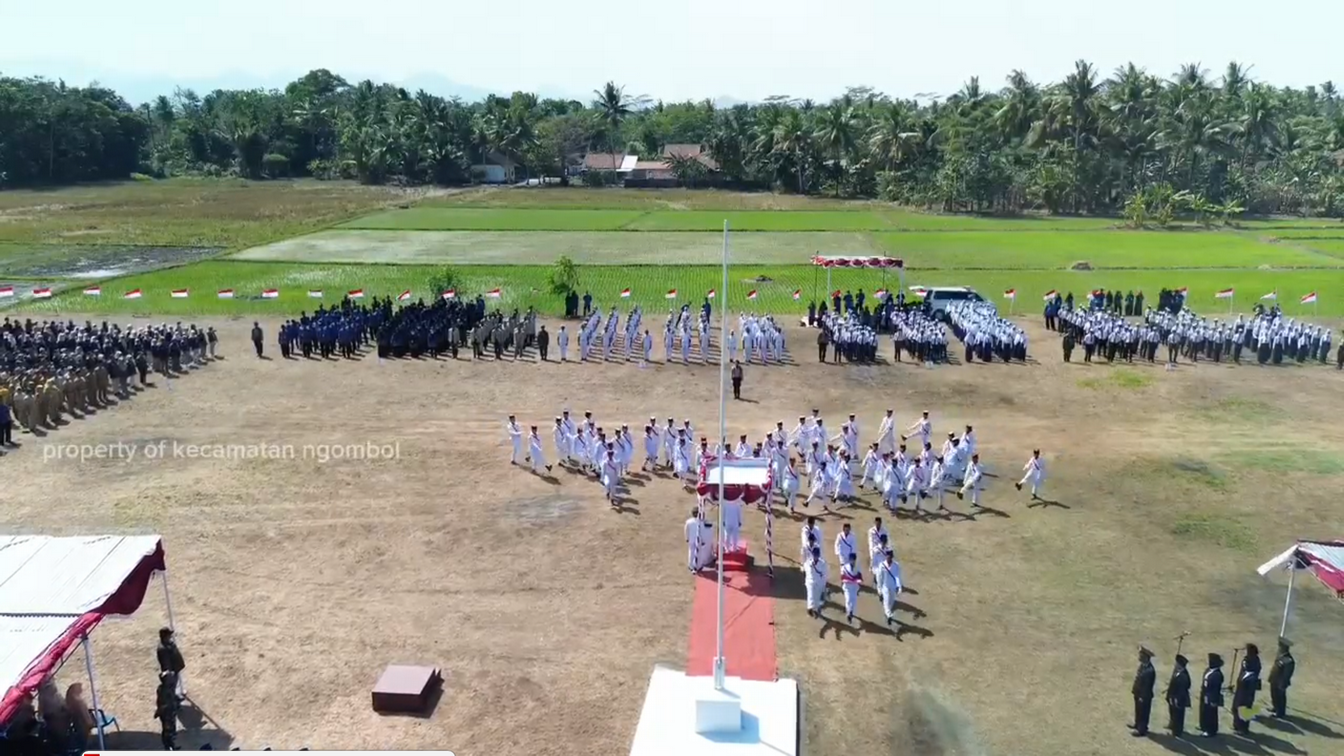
[4,0,1341,102]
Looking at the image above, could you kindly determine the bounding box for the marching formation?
[0,318,218,449]
[945,301,1030,363]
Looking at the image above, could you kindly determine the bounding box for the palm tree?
[592,81,634,152]
[814,103,857,192]
[867,102,921,170]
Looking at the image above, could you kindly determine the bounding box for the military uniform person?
[1131,646,1156,737]
[1231,643,1262,734]
[1166,654,1191,737]
[1199,652,1224,737]
[1268,638,1294,719]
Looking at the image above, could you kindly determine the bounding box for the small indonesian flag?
[910,287,928,297]
[397,289,412,302]
[1177,287,1189,296]
[124,289,143,299]
[875,288,888,298]
[1043,289,1057,301]
[1261,290,1277,301]
[0,286,13,298]
[486,288,502,299]
[746,289,758,300]
[619,288,631,298]
[441,289,455,300]
[831,289,842,298]
[1215,288,1235,299]
[1301,292,1318,304]
[1003,288,1016,300]
[665,289,677,299]
[308,289,323,298]
[32,287,53,299]
[83,286,101,296]
[217,289,234,299]
[261,289,279,299]
[171,289,189,298]
[706,288,716,299]
[792,289,802,300]
[348,289,364,299]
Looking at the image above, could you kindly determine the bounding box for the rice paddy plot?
[873,230,1333,269]
[341,207,645,231]
[231,230,879,265]
[0,242,222,279]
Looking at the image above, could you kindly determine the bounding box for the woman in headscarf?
[65,682,95,750]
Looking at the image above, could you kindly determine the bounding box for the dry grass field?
[5,316,1344,756]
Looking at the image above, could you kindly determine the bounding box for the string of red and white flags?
[1025,287,1320,306]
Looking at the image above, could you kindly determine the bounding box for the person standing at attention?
[250,321,264,358]
[730,360,744,400]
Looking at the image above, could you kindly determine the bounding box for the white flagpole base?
[630,666,798,756]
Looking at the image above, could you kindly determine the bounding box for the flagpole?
[1230,292,1234,316]
[713,219,729,692]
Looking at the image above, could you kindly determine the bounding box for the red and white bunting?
[619,288,631,298]
[486,288,502,298]
[440,289,455,300]
[217,289,234,299]
[664,289,677,299]
[261,289,279,299]
[0,286,13,298]
[32,287,53,299]
[83,286,101,296]
[1215,288,1235,299]
[348,289,364,299]
[124,289,143,300]
[170,289,189,299]
[1301,292,1318,305]
[397,289,412,302]
[811,255,903,269]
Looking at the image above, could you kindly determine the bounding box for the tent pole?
[1280,557,1297,638]
[163,569,177,631]
[811,261,817,308]
[82,633,106,751]
[714,220,730,692]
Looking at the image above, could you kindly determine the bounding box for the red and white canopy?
[811,255,903,269]
[696,456,773,504]
[1257,539,1344,596]
[0,535,167,723]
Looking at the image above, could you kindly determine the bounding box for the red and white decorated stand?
[810,255,905,303]
[695,455,775,576]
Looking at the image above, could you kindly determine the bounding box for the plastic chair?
[90,708,120,732]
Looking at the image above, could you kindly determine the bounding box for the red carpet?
[685,564,778,681]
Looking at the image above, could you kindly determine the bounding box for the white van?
[911,286,990,321]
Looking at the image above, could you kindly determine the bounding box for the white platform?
[630,666,799,756]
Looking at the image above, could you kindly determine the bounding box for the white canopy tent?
[1255,539,1344,636]
[0,535,173,748]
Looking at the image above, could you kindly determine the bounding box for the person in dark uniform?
[537,325,550,361]
[1268,638,1295,718]
[582,291,593,318]
[1166,654,1192,737]
[1337,339,1343,369]
[731,360,743,400]
[155,670,181,750]
[1199,652,1224,737]
[817,328,829,363]
[157,627,186,679]
[1062,330,1075,362]
[1131,646,1157,737]
[250,322,263,358]
[1232,643,1262,734]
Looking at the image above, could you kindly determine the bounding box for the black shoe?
[1015,482,1022,491]
[956,491,964,500]
[546,465,553,472]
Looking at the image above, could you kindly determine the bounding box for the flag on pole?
[307,289,323,298]
[32,287,52,299]
[1215,288,1235,299]
[1003,288,1017,300]
[706,288,716,299]
[664,289,677,299]
[217,289,234,299]
[1261,290,1277,301]
[1301,292,1318,304]
[348,289,364,299]
[124,289,143,299]
[1176,287,1189,296]
[486,288,502,298]
[261,289,279,299]
[792,289,802,300]
[619,288,631,298]
[0,286,13,298]
[397,289,412,302]
[171,289,190,298]
[1042,289,1057,301]
[440,289,455,300]
[874,288,888,298]
[746,289,758,300]
[83,286,101,296]
[831,289,843,298]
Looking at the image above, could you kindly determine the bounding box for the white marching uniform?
[601,455,620,501]
[834,530,858,564]
[553,424,570,464]
[840,562,862,617]
[721,499,743,551]
[644,431,660,468]
[558,329,569,361]
[507,421,524,464]
[877,414,896,454]
[781,465,800,510]
[907,417,931,447]
[961,461,983,505]
[833,463,855,501]
[860,449,879,488]
[1019,456,1045,496]
[686,516,712,571]
[868,526,890,577]
[877,559,903,621]
[528,433,547,472]
[800,523,823,562]
[805,555,829,613]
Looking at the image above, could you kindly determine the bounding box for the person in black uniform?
[1199,652,1224,737]
[1232,643,1262,734]
[1131,646,1157,737]
[1062,330,1075,362]
[156,670,181,750]
[537,325,550,361]
[250,322,263,358]
[1268,638,1295,718]
[1166,654,1192,737]
[817,328,829,363]
[731,360,743,400]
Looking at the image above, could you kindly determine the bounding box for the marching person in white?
[601,446,621,505]
[642,330,653,364]
[805,460,829,506]
[903,457,929,514]
[661,418,678,468]
[553,418,571,467]
[643,425,661,471]
[528,426,551,474]
[903,410,932,449]
[834,522,858,565]
[734,434,752,458]
[876,550,903,627]
[868,517,890,577]
[790,416,808,452]
[840,553,863,624]
[804,546,829,618]
[958,453,984,508]
[673,434,693,481]
[721,495,743,552]
[780,457,801,512]
[685,507,712,572]
[846,414,860,453]
[1016,449,1045,500]
[928,456,951,513]
[800,517,823,563]
[507,415,525,465]
[859,443,880,489]
[960,424,977,457]
[876,408,897,454]
[831,453,855,506]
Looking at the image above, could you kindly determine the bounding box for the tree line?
[2,63,1342,217]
